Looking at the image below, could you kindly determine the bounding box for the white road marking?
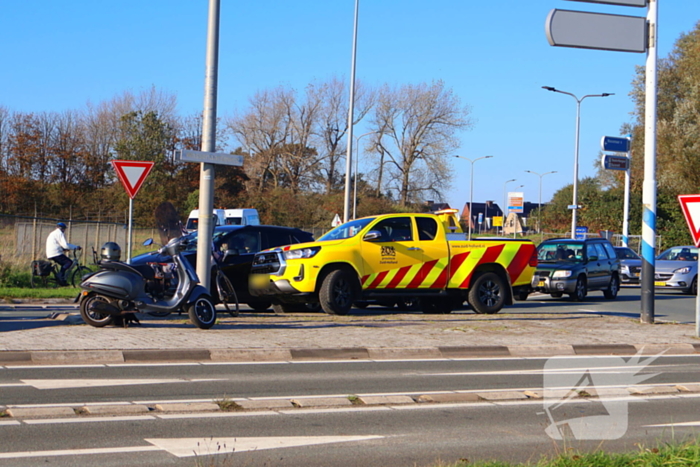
[645,421,700,427]
[24,415,156,425]
[21,378,223,390]
[0,445,161,459]
[420,363,683,377]
[0,420,21,426]
[145,435,384,458]
[0,383,25,387]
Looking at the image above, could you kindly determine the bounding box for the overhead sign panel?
[111,160,154,199]
[566,0,647,6]
[601,136,631,152]
[678,194,700,248]
[175,150,244,167]
[601,154,630,171]
[545,9,647,53]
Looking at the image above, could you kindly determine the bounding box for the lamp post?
[354,131,381,219]
[525,170,557,243]
[454,155,493,240]
[542,86,613,239]
[502,179,516,235]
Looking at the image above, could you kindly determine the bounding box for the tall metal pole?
[196,0,220,291]
[455,155,493,240]
[641,0,658,324]
[622,141,631,248]
[343,0,359,223]
[354,130,378,219]
[526,170,556,243]
[542,87,613,239]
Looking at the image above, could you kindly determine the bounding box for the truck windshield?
[318,218,376,242]
[537,242,583,263]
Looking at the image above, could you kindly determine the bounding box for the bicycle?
[213,252,239,317]
[67,248,92,287]
[30,249,91,288]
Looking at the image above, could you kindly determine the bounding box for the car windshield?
[537,242,583,263]
[616,247,640,260]
[318,218,375,242]
[657,247,699,261]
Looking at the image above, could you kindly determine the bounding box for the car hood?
[130,251,173,265]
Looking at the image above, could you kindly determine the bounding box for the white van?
[185,209,226,231]
[224,209,260,226]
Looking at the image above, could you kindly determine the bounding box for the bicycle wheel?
[69,266,92,287]
[215,271,239,317]
[31,272,58,288]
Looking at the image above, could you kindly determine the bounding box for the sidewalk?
[1,300,698,364]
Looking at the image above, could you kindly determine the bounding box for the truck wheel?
[421,297,455,314]
[468,272,505,314]
[188,295,217,329]
[319,269,357,315]
[603,274,620,299]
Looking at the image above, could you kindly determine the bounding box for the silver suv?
[528,238,621,301]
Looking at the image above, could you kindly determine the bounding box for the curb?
[1,343,699,366]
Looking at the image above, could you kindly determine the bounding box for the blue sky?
[2,1,699,213]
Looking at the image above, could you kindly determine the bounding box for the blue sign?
[478,212,483,224]
[575,226,589,240]
[601,136,630,153]
[602,154,630,171]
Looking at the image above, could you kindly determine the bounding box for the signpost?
[601,154,630,171]
[175,150,244,167]
[602,136,631,152]
[575,226,588,240]
[678,194,700,337]
[507,192,524,214]
[545,9,647,53]
[111,160,155,262]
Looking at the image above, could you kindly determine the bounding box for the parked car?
[529,237,620,301]
[655,245,698,295]
[131,225,314,311]
[614,246,642,284]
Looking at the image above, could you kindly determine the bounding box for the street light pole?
[525,170,556,243]
[503,179,516,236]
[354,131,380,219]
[542,86,613,239]
[454,155,493,240]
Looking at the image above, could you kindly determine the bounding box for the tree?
[368,80,473,205]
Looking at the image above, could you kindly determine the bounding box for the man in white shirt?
[46,222,81,286]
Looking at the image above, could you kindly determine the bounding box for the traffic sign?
[575,226,589,240]
[601,136,630,153]
[602,154,630,171]
[331,213,342,227]
[678,194,700,247]
[175,150,244,167]
[545,9,647,53]
[112,160,154,199]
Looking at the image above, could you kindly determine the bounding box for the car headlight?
[673,266,692,274]
[620,265,630,273]
[283,246,321,260]
[552,270,572,279]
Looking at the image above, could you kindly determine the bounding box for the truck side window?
[416,217,437,241]
[373,217,413,242]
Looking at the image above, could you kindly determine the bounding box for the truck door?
[360,216,424,290]
[414,216,450,288]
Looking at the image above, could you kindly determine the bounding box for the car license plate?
[654,281,666,287]
[633,272,640,277]
[250,274,270,289]
[538,280,546,287]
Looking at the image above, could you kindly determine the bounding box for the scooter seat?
[100,261,156,280]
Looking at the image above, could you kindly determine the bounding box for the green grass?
[0,285,82,300]
[433,437,700,467]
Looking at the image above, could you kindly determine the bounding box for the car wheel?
[687,276,698,295]
[603,274,620,299]
[468,272,506,314]
[319,269,358,315]
[569,276,587,301]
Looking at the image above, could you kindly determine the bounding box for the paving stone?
[416,393,480,403]
[291,397,353,408]
[358,395,415,405]
[7,407,76,418]
[477,391,528,401]
[155,402,220,412]
[236,399,295,410]
[82,404,150,415]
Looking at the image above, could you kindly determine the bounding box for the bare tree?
[369,80,473,205]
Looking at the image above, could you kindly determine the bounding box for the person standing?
[46,222,80,286]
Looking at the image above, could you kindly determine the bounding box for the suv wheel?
[569,276,587,301]
[603,274,620,299]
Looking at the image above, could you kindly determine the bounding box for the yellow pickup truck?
[250,210,537,315]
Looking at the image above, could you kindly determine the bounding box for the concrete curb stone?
[155,402,220,412]
[237,399,295,410]
[359,395,415,405]
[82,404,150,415]
[477,391,529,401]
[7,407,76,418]
[291,397,353,408]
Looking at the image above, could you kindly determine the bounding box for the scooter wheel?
[188,295,217,329]
[80,294,114,327]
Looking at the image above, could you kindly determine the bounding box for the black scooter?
[77,237,217,329]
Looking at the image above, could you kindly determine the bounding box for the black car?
[131,225,314,311]
[529,237,621,301]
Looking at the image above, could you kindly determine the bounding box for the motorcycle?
[77,237,217,329]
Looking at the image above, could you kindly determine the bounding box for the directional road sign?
[545,9,647,53]
[601,136,631,152]
[111,160,154,199]
[602,154,630,171]
[678,194,700,247]
[175,150,243,167]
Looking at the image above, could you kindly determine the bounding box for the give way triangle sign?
[112,160,155,199]
[678,194,700,247]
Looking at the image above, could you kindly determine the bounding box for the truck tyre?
[319,269,357,315]
[468,272,506,314]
